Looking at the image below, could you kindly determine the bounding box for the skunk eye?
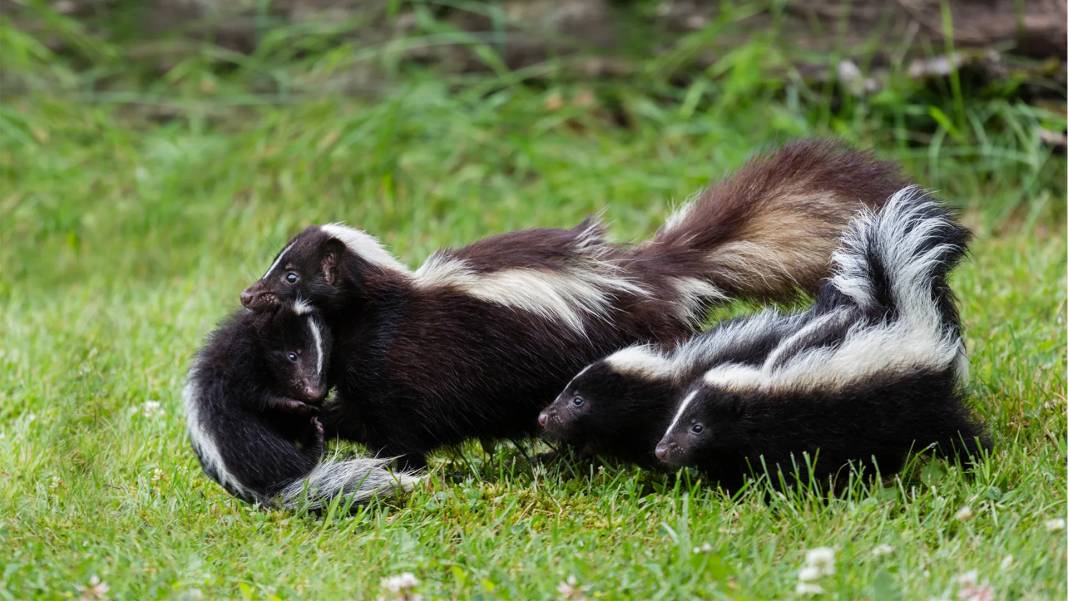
[284,272,299,284]
[690,423,704,434]
[571,395,585,407]
[286,352,298,362]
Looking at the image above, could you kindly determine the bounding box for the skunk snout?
[654,441,679,464]
[537,411,552,428]
[240,282,276,310]
[303,384,326,403]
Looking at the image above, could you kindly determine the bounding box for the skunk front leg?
[262,395,320,416]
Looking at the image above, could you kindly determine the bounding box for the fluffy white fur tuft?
[275,455,420,510]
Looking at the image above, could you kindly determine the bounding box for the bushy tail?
[184,377,418,511]
[628,139,907,324]
[827,186,971,333]
[274,456,420,510]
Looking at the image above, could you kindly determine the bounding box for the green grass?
[1,3,1065,599]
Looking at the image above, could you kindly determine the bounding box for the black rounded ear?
[321,239,345,285]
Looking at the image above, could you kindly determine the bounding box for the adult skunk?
[655,188,989,486]
[183,307,417,508]
[239,139,906,468]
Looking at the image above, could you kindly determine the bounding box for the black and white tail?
[827,185,970,334]
[628,139,908,325]
[736,186,972,394]
[183,377,418,511]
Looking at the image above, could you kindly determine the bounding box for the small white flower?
[132,401,164,419]
[1045,518,1066,532]
[557,575,588,600]
[692,543,712,554]
[955,570,978,587]
[999,555,1013,570]
[954,506,974,522]
[872,544,894,558]
[381,572,418,593]
[798,566,822,582]
[955,571,993,601]
[804,547,836,575]
[795,582,824,595]
[77,575,109,600]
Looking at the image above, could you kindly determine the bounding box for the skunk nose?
[304,385,325,402]
[654,442,675,462]
[537,412,550,428]
[240,288,256,308]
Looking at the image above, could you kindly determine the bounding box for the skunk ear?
[320,238,344,285]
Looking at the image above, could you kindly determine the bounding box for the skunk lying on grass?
[183,307,416,508]
[240,139,906,469]
[654,188,989,486]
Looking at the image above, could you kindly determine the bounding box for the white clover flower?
[131,400,164,419]
[798,566,822,582]
[804,547,836,576]
[692,543,713,554]
[795,582,824,595]
[381,572,418,593]
[871,544,894,558]
[76,575,109,600]
[1045,518,1066,532]
[954,506,974,522]
[955,570,993,601]
[556,575,588,600]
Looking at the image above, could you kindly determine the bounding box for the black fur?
[240,140,905,469]
[655,190,989,487]
[184,308,330,503]
[538,313,802,466]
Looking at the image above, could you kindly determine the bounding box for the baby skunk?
[655,188,990,486]
[183,307,416,508]
[239,139,906,468]
[539,311,806,466]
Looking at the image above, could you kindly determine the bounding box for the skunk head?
[540,346,677,445]
[655,383,747,467]
[252,308,333,404]
[539,361,614,442]
[241,226,349,312]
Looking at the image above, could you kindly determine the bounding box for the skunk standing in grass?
[183,307,416,508]
[654,188,989,486]
[239,139,907,469]
[538,310,805,467]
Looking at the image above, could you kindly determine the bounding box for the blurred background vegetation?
[1,3,1065,598]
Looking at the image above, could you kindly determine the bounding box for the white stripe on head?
[262,242,295,279]
[306,317,324,378]
[319,223,409,274]
[183,372,252,498]
[664,389,700,439]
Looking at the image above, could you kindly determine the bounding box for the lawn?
[1,5,1065,599]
